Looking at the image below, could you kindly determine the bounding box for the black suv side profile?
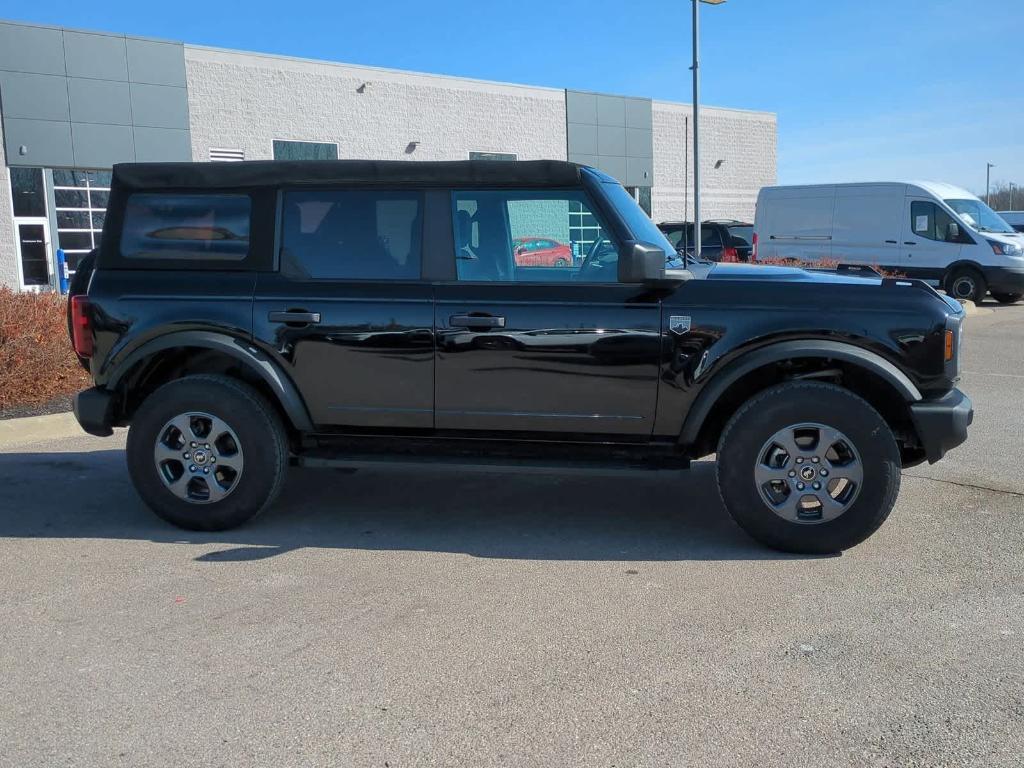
[71,160,972,553]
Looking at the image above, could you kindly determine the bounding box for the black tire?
[991,292,1022,304]
[554,258,569,267]
[126,375,288,531]
[716,381,901,554]
[945,266,987,303]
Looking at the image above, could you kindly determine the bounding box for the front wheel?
[945,267,987,303]
[991,292,1022,304]
[126,375,289,531]
[716,381,901,554]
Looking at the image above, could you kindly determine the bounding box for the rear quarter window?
[120,193,251,261]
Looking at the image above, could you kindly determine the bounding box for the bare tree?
[981,181,1024,211]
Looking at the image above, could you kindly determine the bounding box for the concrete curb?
[957,299,994,317]
[0,411,85,448]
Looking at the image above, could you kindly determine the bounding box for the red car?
[513,237,573,267]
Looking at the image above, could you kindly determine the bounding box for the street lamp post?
[986,162,995,205]
[691,0,725,262]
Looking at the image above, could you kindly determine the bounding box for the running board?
[295,452,689,475]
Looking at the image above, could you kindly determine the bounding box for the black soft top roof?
[111,159,585,191]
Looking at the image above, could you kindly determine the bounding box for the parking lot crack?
[904,472,1024,499]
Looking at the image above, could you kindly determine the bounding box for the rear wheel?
[991,292,1022,304]
[126,375,288,531]
[554,258,569,267]
[945,266,987,303]
[716,381,901,554]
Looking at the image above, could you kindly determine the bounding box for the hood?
[706,262,882,286]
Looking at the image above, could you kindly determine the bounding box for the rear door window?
[121,193,251,260]
[280,190,422,280]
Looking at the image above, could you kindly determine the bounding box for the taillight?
[752,232,759,260]
[71,295,93,358]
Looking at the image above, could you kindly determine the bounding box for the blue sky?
[7,0,1022,193]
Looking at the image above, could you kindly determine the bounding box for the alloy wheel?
[753,422,863,523]
[153,412,244,504]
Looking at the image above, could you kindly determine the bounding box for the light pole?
[691,0,726,262]
[986,162,995,205]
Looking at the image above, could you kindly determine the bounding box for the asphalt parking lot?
[1,304,1022,767]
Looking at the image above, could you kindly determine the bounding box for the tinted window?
[10,168,46,217]
[273,140,339,161]
[469,151,517,161]
[453,190,617,282]
[121,194,251,260]
[281,190,421,280]
[726,225,754,246]
[660,223,721,249]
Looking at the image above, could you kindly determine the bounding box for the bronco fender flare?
[107,330,314,432]
[678,339,923,447]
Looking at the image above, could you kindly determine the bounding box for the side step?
[295,453,689,475]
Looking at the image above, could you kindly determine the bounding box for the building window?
[53,169,111,272]
[10,168,46,217]
[272,140,338,161]
[469,152,517,161]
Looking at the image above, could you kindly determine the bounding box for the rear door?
[433,187,662,435]
[253,188,434,429]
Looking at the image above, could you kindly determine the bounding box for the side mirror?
[618,241,667,283]
[946,222,961,242]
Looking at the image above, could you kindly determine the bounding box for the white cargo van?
[754,181,1024,303]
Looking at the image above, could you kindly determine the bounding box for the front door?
[434,188,662,435]
[901,197,963,281]
[253,188,434,429]
[14,218,52,291]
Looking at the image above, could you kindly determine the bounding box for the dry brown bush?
[0,287,90,411]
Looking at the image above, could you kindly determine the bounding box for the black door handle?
[885,239,897,244]
[269,310,321,325]
[904,241,917,246]
[450,314,506,329]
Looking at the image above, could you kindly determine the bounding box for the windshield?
[600,182,679,258]
[945,198,1014,234]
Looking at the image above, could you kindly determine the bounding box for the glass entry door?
[14,218,52,290]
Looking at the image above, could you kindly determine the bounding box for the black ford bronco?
[70,160,972,553]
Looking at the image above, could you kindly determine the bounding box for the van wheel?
[991,292,1022,304]
[716,381,901,554]
[126,375,288,531]
[945,267,987,303]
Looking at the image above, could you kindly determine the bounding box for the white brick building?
[0,19,776,291]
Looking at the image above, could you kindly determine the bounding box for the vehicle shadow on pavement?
[0,449,817,562]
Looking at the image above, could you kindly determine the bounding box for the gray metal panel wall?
[0,21,192,168]
[565,90,653,187]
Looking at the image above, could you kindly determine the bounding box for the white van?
[754,181,1024,303]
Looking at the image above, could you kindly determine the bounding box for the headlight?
[988,239,1023,256]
